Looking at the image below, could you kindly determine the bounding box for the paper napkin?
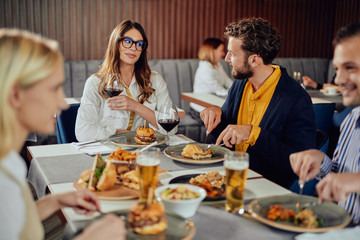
[168,135,191,146]
[295,226,360,240]
[71,142,113,155]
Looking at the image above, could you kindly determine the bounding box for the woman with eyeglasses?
[75,20,174,141]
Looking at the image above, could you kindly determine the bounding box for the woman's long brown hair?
[96,20,154,104]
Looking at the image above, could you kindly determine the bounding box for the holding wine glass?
[103,73,124,127]
[158,104,180,145]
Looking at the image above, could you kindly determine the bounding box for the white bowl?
[155,184,206,218]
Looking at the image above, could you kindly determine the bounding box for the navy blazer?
[210,66,316,188]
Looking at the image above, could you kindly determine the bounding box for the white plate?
[163,143,231,165]
[109,131,168,147]
[322,91,341,96]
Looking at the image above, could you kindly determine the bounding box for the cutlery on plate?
[138,141,158,152]
[205,143,225,150]
[296,181,304,210]
[76,135,124,148]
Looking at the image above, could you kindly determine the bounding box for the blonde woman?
[190,38,233,119]
[0,29,126,240]
[75,20,174,141]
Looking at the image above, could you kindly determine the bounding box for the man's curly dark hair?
[224,17,281,65]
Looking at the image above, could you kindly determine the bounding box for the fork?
[76,135,124,148]
[205,143,225,150]
[296,181,304,210]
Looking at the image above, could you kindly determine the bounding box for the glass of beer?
[224,151,249,214]
[136,148,160,204]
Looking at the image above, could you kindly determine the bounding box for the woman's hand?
[75,214,127,240]
[56,189,101,216]
[107,95,139,112]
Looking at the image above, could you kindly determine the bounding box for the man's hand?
[316,173,360,203]
[216,124,252,148]
[200,106,222,134]
[289,150,324,183]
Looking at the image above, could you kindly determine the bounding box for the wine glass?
[104,73,124,98]
[157,104,180,145]
[103,73,124,126]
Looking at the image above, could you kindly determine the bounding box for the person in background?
[201,18,316,188]
[290,20,360,224]
[0,29,126,239]
[302,75,337,90]
[190,38,233,121]
[76,20,174,141]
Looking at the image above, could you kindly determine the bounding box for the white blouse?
[190,61,233,112]
[0,151,27,240]
[75,71,175,141]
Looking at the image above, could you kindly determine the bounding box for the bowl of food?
[155,184,206,218]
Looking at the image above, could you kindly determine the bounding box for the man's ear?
[249,54,263,67]
[8,83,22,109]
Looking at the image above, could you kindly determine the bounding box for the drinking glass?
[224,151,249,214]
[136,148,160,204]
[103,73,124,126]
[157,104,180,145]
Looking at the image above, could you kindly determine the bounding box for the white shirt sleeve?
[190,61,233,112]
[0,152,27,240]
[75,75,117,141]
[216,64,234,90]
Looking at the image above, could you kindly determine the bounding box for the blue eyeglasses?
[120,37,145,51]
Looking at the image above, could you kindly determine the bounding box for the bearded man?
[201,18,316,188]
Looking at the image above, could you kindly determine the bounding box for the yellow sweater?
[236,65,281,152]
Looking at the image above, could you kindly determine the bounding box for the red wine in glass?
[104,89,123,97]
[104,73,124,98]
[158,104,180,145]
[158,119,180,132]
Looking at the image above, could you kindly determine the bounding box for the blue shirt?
[319,106,360,224]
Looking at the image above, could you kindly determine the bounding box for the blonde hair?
[198,38,224,67]
[0,29,63,159]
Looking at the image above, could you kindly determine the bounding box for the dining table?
[27,134,303,239]
[181,89,343,110]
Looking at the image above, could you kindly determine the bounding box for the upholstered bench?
[63,58,334,142]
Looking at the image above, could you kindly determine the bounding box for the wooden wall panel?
[0,0,359,60]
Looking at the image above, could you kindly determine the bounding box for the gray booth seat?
[64,58,334,142]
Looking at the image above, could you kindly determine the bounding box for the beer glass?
[224,151,249,214]
[136,148,160,204]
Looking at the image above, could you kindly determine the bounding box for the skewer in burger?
[134,126,156,145]
[128,202,167,235]
[78,154,117,191]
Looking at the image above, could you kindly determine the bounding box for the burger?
[134,126,156,145]
[128,202,167,235]
[119,170,139,190]
[78,154,117,191]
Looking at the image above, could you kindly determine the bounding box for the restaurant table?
[27,134,299,239]
[181,90,343,108]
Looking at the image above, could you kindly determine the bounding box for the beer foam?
[224,161,249,170]
[136,157,160,166]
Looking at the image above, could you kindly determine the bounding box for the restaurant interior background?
[1,0,359,61]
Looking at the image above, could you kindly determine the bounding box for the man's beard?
[232,57,254,80]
